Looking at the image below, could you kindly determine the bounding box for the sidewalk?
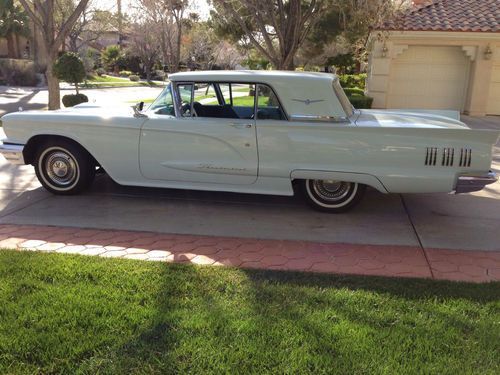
[1,224,498,283]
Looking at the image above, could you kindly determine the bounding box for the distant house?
[367,0,500,116]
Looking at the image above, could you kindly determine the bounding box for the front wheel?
[35,140,95,195]
[301,179,366,213]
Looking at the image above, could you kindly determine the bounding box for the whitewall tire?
[301,179,365,213]
[35,140,95,195]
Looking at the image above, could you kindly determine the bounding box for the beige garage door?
[487,63,500,115]
[387,46,469,111]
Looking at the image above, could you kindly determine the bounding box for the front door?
[139,82,258,185]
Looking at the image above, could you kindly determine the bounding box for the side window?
[148,84,175,116]
[177,83,194,117]
[219,83,231,105]
[256,84,286,120]
[184,82,255,120]
[231,83,255,108]
[193,83,219,106]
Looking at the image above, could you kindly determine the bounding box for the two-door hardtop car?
[1,70,498,212]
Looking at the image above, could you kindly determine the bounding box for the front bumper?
[455,171,498,194]
[0,142,25,165]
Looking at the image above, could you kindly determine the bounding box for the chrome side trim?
[0,142,25,165]
[289,114,348,123]
[454,171,497,194]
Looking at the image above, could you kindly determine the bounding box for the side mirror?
[132,101,147,118]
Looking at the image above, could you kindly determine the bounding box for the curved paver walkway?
[0,224,499,283]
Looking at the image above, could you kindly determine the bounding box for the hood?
[1,103,134,122]
[355,109,469,129]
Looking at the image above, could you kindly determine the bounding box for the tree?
[18,0,90,109]
[211,0,325,70]
[53,52,85,94]
[127,22,161,82]
[0,0,30,58]
[301,0,410,69]
[137,0,189,73]
[101,45,122,73]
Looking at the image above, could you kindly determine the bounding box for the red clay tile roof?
[379,0,500,32]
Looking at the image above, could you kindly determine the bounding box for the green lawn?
[1,250,498,374]
[81,75,159,88]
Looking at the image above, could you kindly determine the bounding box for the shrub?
[96,67,106,76]
[53,52,86,94]
[119,70,133,77]
[101,45,123,72]
[348,95,373,109]
[62,94,88,107]
[153,69,166,80]
[129,74,139,82]
[339,73,367,89]
[0,58,38,86]
[343,87,365,97]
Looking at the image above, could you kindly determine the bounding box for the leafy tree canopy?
[53,52,86,93]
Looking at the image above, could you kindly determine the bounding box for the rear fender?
[290,170,388,193]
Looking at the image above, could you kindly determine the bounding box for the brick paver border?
[0,224,498,283]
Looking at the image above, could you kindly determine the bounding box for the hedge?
[0,58,38,86]
[343,87,365,97]
[62,94,88,107]
[348,95,373,109]
[339,73,367,90]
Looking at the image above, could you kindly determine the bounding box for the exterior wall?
[367,31,500,116]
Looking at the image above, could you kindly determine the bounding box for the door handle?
[230,123,252,129]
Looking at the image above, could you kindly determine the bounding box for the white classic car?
[1,71,498,212]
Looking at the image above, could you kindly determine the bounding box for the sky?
[93,0,212,20]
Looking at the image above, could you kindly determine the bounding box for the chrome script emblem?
[291,98,325,105]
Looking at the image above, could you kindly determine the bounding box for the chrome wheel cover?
[45,152,77,186]
[38,147,80,191]
[311,180,352,202]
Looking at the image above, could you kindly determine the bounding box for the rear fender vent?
[459,148,472,167]
[425,147,472,167]
[441,147,454,166]
[425,147,438,166]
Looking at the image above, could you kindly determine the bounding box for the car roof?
[168,70,337,85]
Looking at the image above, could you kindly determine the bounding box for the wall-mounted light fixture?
[381,42,388,58]
[484,44,493,60]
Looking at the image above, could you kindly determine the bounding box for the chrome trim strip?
[289,114,348,123]
[0,142,25,165]
[454,171,497,194]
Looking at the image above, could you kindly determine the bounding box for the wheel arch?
[23,134,98,166]
[290,170,388,193]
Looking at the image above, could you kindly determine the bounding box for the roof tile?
[379,0,500,32]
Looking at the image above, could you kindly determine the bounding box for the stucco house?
[367,0,500,116]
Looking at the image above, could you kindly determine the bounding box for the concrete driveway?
[0,116,499,253]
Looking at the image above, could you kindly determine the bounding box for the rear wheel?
[34,140,95,195]
[301,179,365,213]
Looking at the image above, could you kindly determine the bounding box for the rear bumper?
[0,142,25,165]
[455,171,497,194]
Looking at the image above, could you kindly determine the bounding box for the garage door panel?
[487,64,500,115]
[388,46,469,111]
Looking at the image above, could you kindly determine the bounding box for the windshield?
[332,79,354,117]
[148,83,175,116]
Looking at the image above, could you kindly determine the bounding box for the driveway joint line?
[399,194,435,279]
[0,194,53,219]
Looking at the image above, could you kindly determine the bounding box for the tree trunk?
[45,63,61,110]
[75,82,79,95]
[14,33,21,58]
[6,34,15,58]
